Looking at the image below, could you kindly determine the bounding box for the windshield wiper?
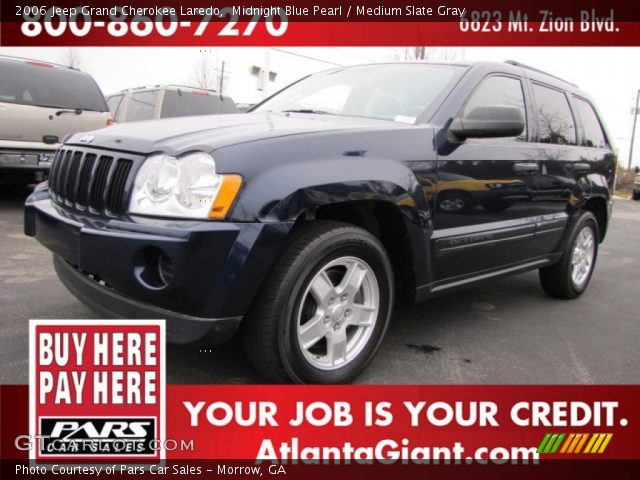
[281,109,330,115]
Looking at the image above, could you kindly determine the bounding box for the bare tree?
[392,47,460,61]
[189,55,229,93]
[61,48,83,69]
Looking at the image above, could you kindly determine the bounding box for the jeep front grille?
[49,148,136,215]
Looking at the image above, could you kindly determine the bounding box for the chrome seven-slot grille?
[48,148,136,215]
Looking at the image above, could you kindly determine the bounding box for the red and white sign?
[29,320,165,462]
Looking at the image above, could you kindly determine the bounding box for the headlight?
[128,152,242,219]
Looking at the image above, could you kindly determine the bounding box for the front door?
[427,74,553,283]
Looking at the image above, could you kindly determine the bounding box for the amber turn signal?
[209,174,243,219]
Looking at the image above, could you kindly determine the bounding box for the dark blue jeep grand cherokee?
[25,62,615,383]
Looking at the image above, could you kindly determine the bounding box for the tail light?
[107,118,115,126]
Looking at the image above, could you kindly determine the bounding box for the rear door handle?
[513,162,539,174]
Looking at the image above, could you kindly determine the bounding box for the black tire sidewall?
[278,229,393,384]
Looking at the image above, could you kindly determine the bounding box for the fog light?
[134,247,174,289]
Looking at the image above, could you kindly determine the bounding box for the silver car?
[105,85,238,123]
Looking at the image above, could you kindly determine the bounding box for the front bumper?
[25,192,292,343]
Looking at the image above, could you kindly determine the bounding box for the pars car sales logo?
[29,320,165,461]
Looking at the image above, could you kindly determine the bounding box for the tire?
[539,212,599,299]
[632,190,640,201]
[242,220,394,384]
[437,191,473,213]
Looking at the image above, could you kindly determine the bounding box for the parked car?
[25,61,615,383]
[106,85,238,123]
[633,171,640,200]
[0,55,111,185]
[235,103,256,113]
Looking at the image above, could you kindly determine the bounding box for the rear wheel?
[242,221,394,383]
[539,212,598,299]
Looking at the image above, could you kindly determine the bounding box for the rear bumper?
[25,192,293,343]
[0,148,56,170]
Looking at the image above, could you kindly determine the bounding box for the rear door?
[0,60,110,146]
[526,83,592,224]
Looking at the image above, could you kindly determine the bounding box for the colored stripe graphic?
[559,434,575,453]
[597,434,613,453]
[539,433,613,455]
[574,433,589,453]
[537,433,551,454]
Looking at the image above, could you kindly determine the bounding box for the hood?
[65,112,411,156]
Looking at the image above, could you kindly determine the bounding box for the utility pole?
[629,89,640,170]
[218,61,225,94]
[262,48,271,99]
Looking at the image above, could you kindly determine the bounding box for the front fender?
[233,156,428,223]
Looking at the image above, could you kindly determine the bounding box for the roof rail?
[169,84,218,92]
[504,60,578,87]
[121,84,218,93]
[0,54,78,70]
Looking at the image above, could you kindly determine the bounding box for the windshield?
[0,60,108,112]
[254,63,464,123]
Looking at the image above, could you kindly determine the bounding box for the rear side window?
[0,60,107,112]
[574,97,607,148]
[160,90,238,119]
[106,95,124,119]
[126,90,159,122]
[463,75,527,140]
[532,84,576,145]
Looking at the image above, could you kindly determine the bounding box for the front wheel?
[539,212,599,299]
[242,221,394,383]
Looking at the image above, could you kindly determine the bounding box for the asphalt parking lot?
[1,185,639,384]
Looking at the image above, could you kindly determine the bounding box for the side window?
[126,90,159,122]
[574,97,607,149]
[532,84,576,145]
[463,75,527,140]
[106,95,124,119]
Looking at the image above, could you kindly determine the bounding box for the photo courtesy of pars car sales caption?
[1,1,640,478]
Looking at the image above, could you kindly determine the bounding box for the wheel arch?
[583,195,608,242]
[292,199,428,299]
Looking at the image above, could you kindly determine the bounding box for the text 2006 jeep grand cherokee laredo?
[25,62,615,383]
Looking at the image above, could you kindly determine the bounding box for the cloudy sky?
[2,46,639,167]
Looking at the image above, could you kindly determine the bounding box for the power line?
[270,48,343,66]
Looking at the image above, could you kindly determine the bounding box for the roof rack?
[504,60,578,87]
[0,54,77,70]
[123,84,217,93]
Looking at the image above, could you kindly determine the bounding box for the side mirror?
[450,105,525,140]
